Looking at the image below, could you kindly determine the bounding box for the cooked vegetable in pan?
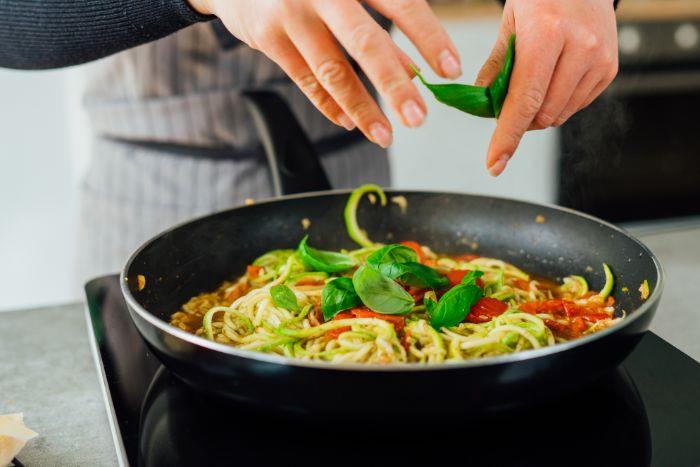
[170,184,622,365]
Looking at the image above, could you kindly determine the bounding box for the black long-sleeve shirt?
[0,0,617,71]
[0,0,210,69]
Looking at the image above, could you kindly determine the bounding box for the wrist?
[188,0,213,16]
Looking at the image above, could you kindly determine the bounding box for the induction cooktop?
[84,275,700,467]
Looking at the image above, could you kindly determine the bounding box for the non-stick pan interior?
[124,191,660,324]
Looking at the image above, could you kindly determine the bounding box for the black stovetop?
[85,275,700,467]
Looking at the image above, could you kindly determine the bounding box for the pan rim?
[120,188,664,372]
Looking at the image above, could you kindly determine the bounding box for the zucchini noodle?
[344,184,386,248]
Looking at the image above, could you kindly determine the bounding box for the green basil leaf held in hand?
[427,271,484,329]
[488,34,516,118]
[352,265,414,315]
[412,68,494,118]
[270,285,301,313]
[321,277,361,321]
[297,235,355,273]
[411,33,515,119]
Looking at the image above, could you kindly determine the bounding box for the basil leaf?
[366,244,449,289]
[410,35,515,119]
[460,270,484,287]
[297,235,355,273]
[412,66,494,118]
[395,262,450,289]
[367,244,416,280]
[270,285,300,313]
[352,265,414,315]
[366,244,417,267]
[321,277,361,321]
[488,34,516,118]
[428,284,483,329]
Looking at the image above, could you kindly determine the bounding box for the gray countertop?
[1,222,699,466]
[0,304,118,466]
[629,222,700,361]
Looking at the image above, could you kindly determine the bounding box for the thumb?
[474,18,514,87]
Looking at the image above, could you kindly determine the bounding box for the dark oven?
[558,19,700,223]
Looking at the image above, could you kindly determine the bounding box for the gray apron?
[77,21,390,283]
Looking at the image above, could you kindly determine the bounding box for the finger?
[284,13,395,147]
[391,40,416,78]
[579,80,608,109]
[316,0,427,130]
[474,20,513,87]
[580,64,618,109]
[263,37,355,131]
[486,34,565,176]
[365,0,461,79]
[532,49,591,129]
[554,48,618,126]
[552,70,601,127]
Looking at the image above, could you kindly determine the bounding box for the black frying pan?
[121,91,663,416]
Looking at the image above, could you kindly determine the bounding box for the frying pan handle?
[242,90,332,197]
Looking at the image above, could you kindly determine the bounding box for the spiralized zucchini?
[170,245,620,365]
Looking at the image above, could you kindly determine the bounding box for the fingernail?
[439,50,462,79]
[337,113,355,131]
[369,122,392,149]
[401,99,425,128]
[488,154,510,177]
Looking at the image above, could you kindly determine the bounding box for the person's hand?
[476,0,618,176]
[189,0,461,148]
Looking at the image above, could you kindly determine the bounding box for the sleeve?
[0,0,212,70]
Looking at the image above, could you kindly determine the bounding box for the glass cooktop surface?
[85,275,700,467]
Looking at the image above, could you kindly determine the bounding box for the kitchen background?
[1,0,699,311]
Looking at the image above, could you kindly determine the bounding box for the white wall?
[389,19,558,203]
[0,18,557,311]
[0,66,89,311]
